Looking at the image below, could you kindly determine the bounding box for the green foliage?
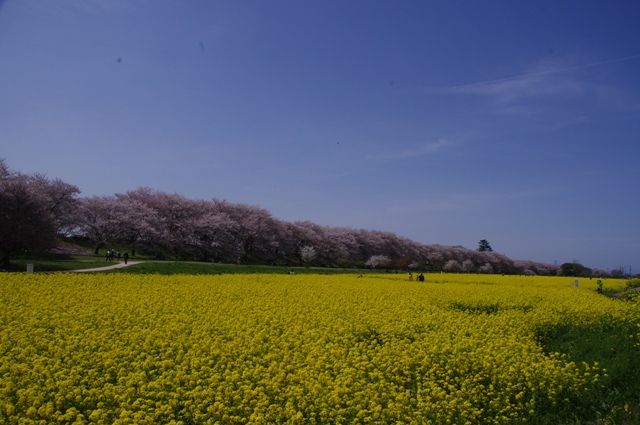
[626,278,640,289]
[536,319,640,424]
[560,262,592,277]
[478,239,493,252]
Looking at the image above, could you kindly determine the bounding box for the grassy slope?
[1,255,380,275]
[112,261,379,275]
[3,254,112,272]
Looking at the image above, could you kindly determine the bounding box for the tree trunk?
[94,241,106,255]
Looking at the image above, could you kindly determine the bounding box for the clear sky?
[1,0,639,272]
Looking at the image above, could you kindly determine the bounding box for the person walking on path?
[123,252,129,265]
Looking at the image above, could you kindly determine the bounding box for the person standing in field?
[418,273,425,282]
[596,279,604,293]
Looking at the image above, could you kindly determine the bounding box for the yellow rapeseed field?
[0,273,638,424]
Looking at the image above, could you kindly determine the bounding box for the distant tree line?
[72,188,566,274]
[0,160,606,276]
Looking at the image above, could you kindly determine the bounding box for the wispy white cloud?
[447,60,585,104]
[368,138,452,161]
[438,53,640,106]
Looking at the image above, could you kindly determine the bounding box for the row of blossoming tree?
[1,160,566,274]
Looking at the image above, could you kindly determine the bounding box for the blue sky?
[1,0,639,272]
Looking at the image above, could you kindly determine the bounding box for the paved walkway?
[70,261,144,273]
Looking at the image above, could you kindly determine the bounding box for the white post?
[26,264,34,273]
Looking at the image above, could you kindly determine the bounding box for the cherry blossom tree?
[462,259,476,273]
[443,259,462,273]
[299,245,317,266]
[63,182,565,274]
[478,263,494,274]
[0,160,79,266]
[77,196,126,254]
[366,255,391,269]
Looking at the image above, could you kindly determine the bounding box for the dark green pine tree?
[478,239,493,252]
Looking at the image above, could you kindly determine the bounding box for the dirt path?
[70,261,143,273]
